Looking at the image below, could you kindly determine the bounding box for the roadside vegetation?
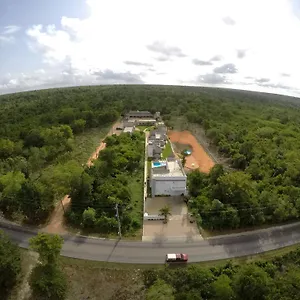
[66,132,145,236]
[3,230,300,300]
[144,247,300,300]
[2,85,300,232]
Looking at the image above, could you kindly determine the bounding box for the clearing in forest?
[168,130,215,173]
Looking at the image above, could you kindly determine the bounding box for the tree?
[0,231,21,298]
[82,207,96,228]
[29,264,67,300]
[233,264,272,300]
[29,233,63,265]
[269,267,300,300]
[0,171,26,215]
[212,274,234,300]
[18,181,54,223]
[29,233,67,299]
[71,119,86,134]
[159,205,172,223]
[188,170,209,197]
[0,139,15,159]
[209,164,225,185]
[146,279,175,300]
[182,155,187,167]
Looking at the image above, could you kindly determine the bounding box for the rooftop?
[152,160,186,178]
[123,127,134,133]
[127,111,153,116]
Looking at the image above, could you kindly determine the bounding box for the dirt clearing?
[168,130,215,173]
[61,257,144,300]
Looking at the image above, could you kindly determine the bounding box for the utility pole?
[115,203,122,239]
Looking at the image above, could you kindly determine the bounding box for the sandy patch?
[168,130,215,173]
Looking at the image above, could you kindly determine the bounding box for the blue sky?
[1,0,300,96]
[0,0,89,74]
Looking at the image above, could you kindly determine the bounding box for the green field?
[70,125,111,165]
[161,141,173,158]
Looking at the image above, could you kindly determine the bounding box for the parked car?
[166,253,188,263]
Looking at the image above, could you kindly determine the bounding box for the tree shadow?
[106,238,121,262]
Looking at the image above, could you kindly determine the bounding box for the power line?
[115,203,122,238]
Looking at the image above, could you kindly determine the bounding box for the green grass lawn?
[136,125,148,131]
[162,141,173,158]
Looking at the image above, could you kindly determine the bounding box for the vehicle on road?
[166,253,188,263]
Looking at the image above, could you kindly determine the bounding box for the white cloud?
[0,25,21,45]
[1,0,300,97]
[2,25,21,35]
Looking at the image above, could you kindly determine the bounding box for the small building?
[126,111,153,119]
[148,142,163,159]
[123,127,135,134]
[154,111,161,120]
[137,119,156,126]
[150,159,187,197]
[123,119,137,127]
[147,127,168,158]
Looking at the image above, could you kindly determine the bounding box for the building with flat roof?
[137,119,156,126]
[150,158,187,197]
[123,127,135,134]
[126,111,153,119]
[123,119,136,127]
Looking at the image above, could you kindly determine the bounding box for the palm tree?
[159,205,172,224]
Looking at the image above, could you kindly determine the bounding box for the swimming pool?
[153,161,166,167]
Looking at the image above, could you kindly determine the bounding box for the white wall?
[152,178,186,197]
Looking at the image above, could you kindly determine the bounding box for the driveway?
[143,196,203,241]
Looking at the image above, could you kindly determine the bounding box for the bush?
[0,231,21,297]
[30,264,67,300]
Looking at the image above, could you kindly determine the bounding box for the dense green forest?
[1,85,300,230]
[67,132,145,234]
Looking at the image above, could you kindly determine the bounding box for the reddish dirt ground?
[44,121,122,234]
[168,130,215,173]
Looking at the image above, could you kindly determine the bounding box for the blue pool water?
[153,162,162,167]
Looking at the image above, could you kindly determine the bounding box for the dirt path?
[44,121,122,234]
[168,130,215,173]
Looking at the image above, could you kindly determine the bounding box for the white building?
[123,119,137,127]
[150,159,187,197]
[123,127,135,134]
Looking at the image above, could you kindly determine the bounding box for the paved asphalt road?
[1,221,300,264]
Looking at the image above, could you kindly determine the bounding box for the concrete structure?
[154,111,161,120]
[150,158,187,197]
[147,125,168,158]
[123,119,136,127]
[143,212,164,221]
[122,117,156,129]
[137,119,156,126]
[126,111,153,119]
[148,141,163,159]
[123,127,135,134]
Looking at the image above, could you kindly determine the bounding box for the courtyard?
[143,196,203,242]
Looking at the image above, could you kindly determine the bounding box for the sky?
[1,0,300,97]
